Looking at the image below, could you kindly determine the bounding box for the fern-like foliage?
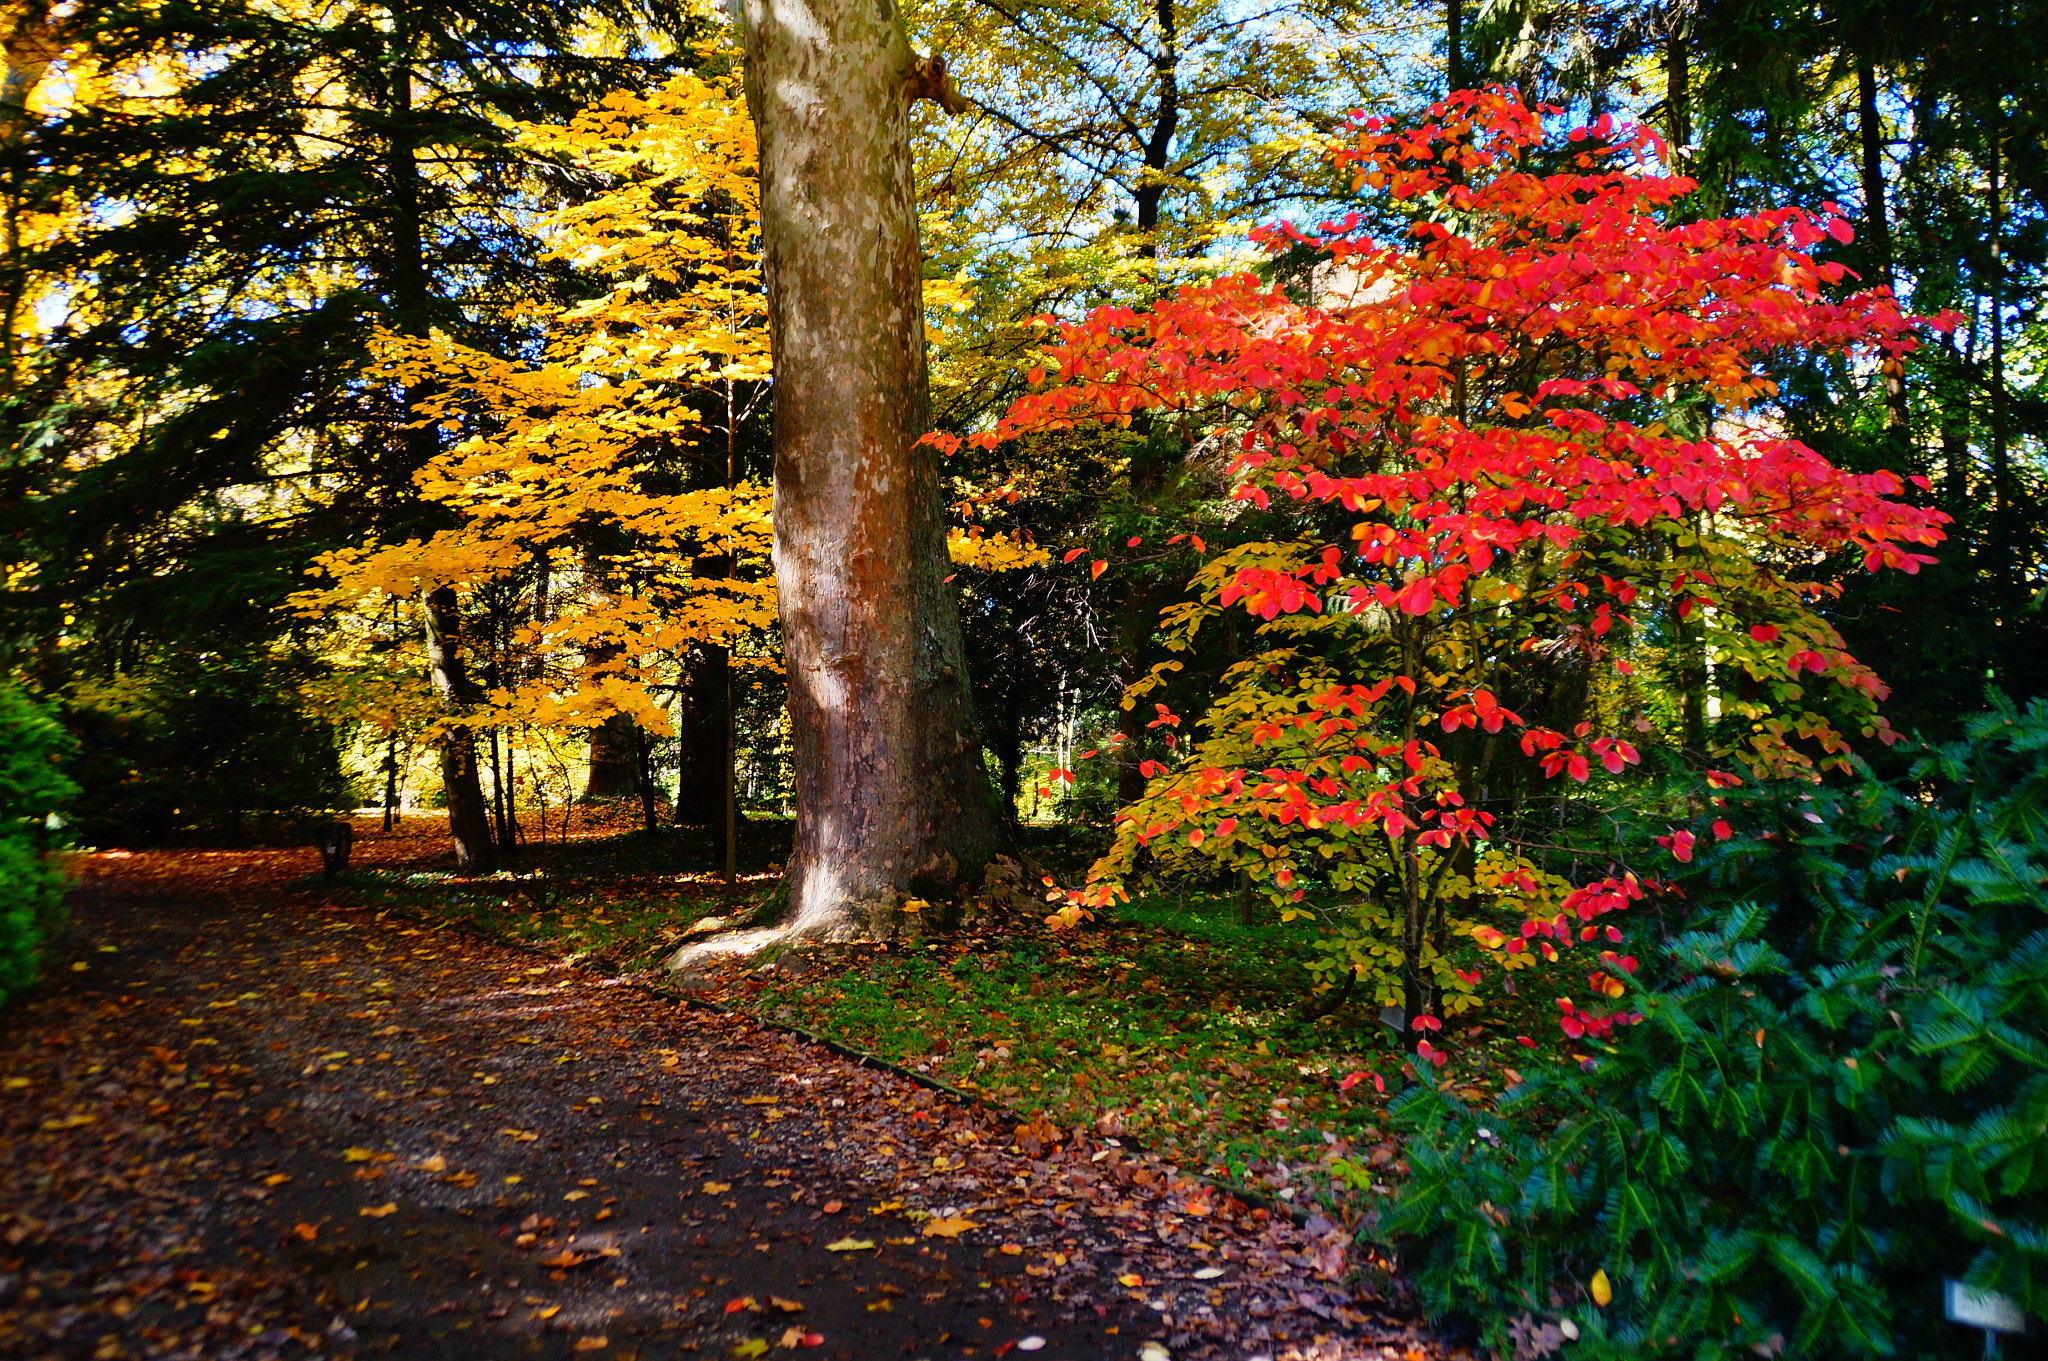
[1379,697,2048,1358]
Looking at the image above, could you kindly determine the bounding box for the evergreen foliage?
[0,681,75,1006]
[1378,698,2048,1357]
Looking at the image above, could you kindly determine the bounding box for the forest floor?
[0,820,1463,1361]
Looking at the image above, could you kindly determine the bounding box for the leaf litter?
[0,827,1458,1359]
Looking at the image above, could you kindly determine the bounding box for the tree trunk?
[1664,7,1690,174]
[1445,0,1463,94]
[584,710,641,800]
[423,587,497,873]
[1856,55,1909,433]
[732,0,1006,938]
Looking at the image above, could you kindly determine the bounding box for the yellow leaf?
[263,1174,292,1187]
[536,1305,561,1320]
[341,1147,378,1162]
[922,1216,979,1239]
[1000,1243,1024,1256]
[39,1112,95,1131]
[564,1190,589,1201]
[734,1342,768,1359]
[768,1296,803,1313]
[360,1203,398,1218]
[1590,1269,1613,1306]
[417,1156,447,1172]
[740,1095,779,1105]
[823,1238,876,1252]
[573,1336,608,1352]
[1118,1273,1144,1288]
[702,1181,732,1194]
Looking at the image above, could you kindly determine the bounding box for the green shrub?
[0,683,77,1005]
[1375,697,2048,1358]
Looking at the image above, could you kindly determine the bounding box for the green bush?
[0,683,77,1005]
[1376,698,2048,1358]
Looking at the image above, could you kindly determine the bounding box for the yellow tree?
[295,70,775,868]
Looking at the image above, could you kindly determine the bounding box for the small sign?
[1945,1280,2026,1335]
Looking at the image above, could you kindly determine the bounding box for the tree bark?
[732,0,1006,938]
[584,710,641,800]
[423,586,497,872]
[1856,55,1909,433]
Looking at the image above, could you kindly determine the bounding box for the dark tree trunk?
[732,0,1007,937]
[1446,0,1463,94]
[584,710,641,800]
[389,10,492,872]
[1664,7,1690,174]
[1856,55,1910,433]
[423,587,496,873]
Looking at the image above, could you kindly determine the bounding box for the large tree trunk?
[732,0,1005,939]
[584,710,641,800]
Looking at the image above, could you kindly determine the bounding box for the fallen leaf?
[573,1337,607,1352]
[1000,1243,1024,1256]
[1591,1269,1613,1306]
[341,1147,378,1162]
[740,1095,779,1106]
[821,1200,843,1214]
[725,1297,758,1315]
[866,1300,893,1313]
[1118,1273,1144,1288]
[923,1216,979,1239]
[1139,1344,1171,1361]
[418,1156,447,1172]
[703,1181,732,1194]
[263,1173,292,1187]
[39,1112,96,1131]
[1193,1267,1225,1280]
[776,1326,805,1348]
[535,1305,561,1320]
[564,1190,589,1201]
[288,1222,318,1242]
[359,1203,398,1218]
[538,1251,591,1268]
[734,1342,768,1359]
[1017,1340,1047,1353]
[769,1296,802,1313]
[499,1128,539,1142]
[823,1238,875,1252]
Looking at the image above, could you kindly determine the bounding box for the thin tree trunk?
[1664,6,1690,174]
[1857,55,1909,433]
[732,0,1007,937]
[382,735,399,833]
[0,4,59,398]
[1446,0,1463,94]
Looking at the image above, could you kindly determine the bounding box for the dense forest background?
[2,0,2040,853]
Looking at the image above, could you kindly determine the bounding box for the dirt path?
[0,843,1449,1361]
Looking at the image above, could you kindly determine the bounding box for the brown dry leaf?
[821,1200,843,1214]
[921,1216,978,1239]
[740,1095,779,1106]
[538,1251,590,1268]
[499,1128,539,1143]
[288,1222,318,1242]
[768,1296,803,1313]
[417,1155,447,1172]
